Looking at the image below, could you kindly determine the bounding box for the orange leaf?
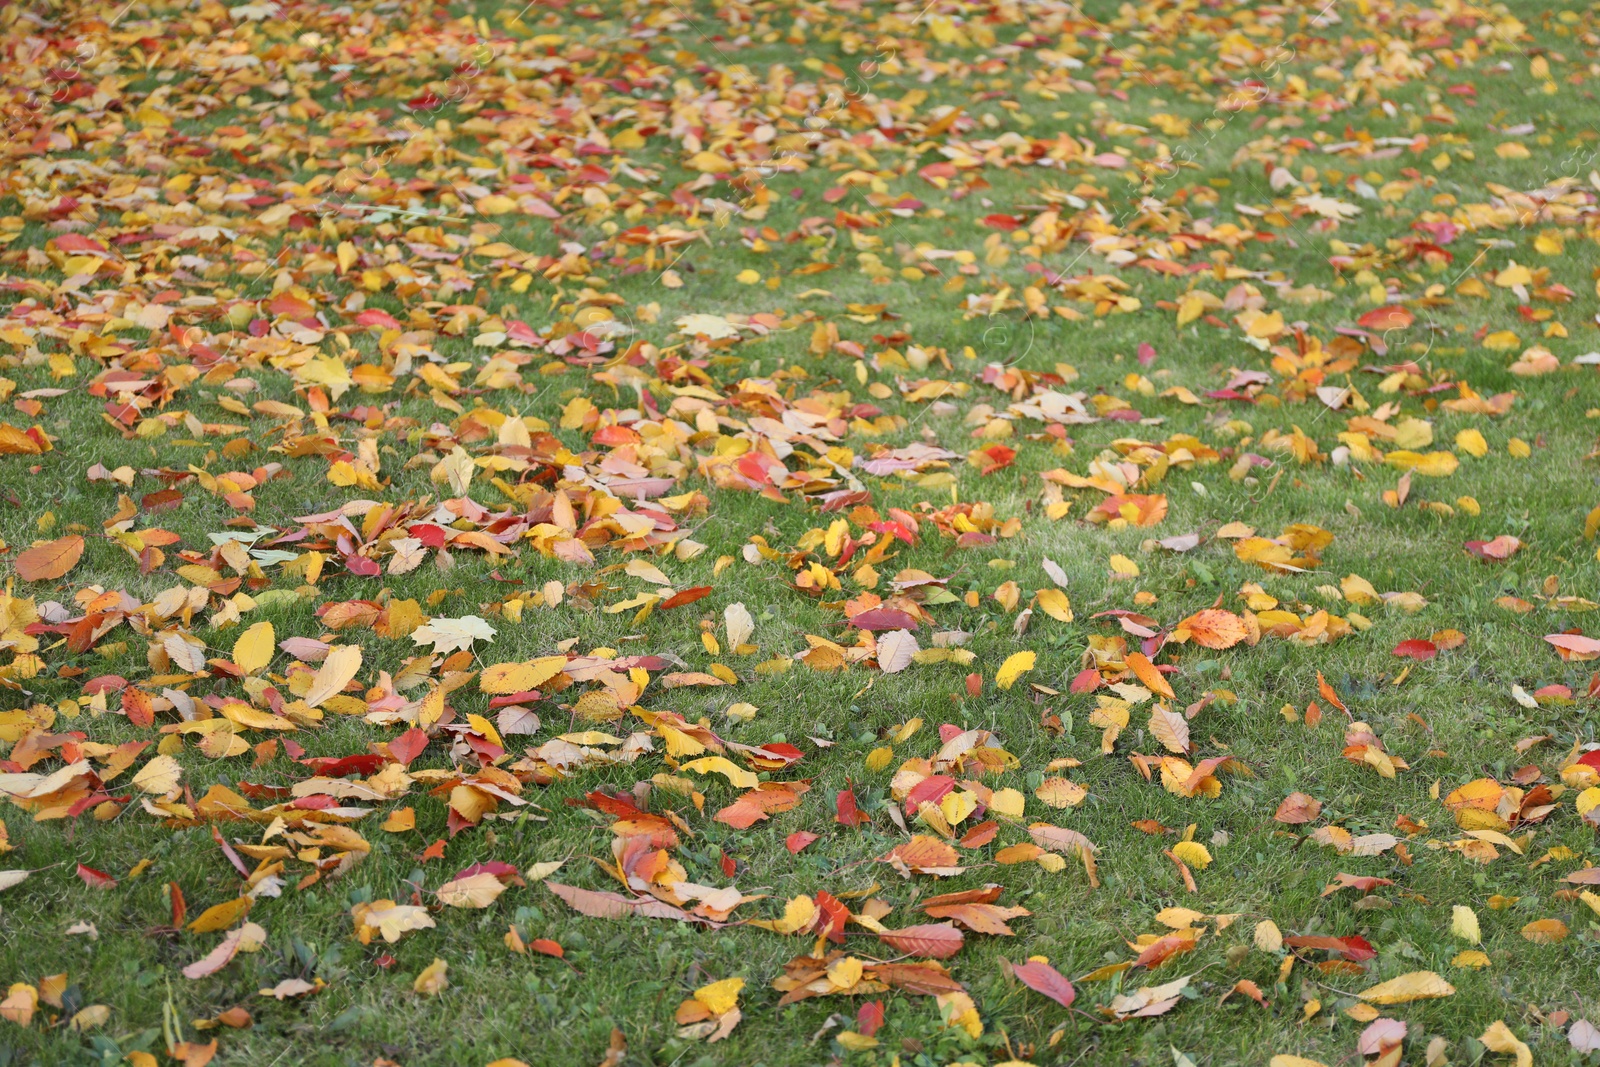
[1176,609,1251,650]
[1274,792,1322,824]
[1125,652,1174,699]
[1316,671,1348,715]
[878,922,964,959]
[15,535,84,582]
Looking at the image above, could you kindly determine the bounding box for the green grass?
[3,0,1600,1064]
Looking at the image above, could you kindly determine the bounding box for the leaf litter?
[0,0,1597,1062]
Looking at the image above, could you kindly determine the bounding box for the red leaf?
[353,309,402,329]
[1011,959,1076,1008]
[410,523,447,549]
[1357,305,1414,331]
[302,754,385,777]
[659,586,714,610]
[529,938,564,958]
[1392,639,1438,661]
[1465,535,1522,561]
[211,826,250,878]
[857,1000,885,1037]
[815,890,848,943]
[836,788,868,827]
[1321,873,1396,896]
[76,863,116,889]
[981,213,1024,231]
[1284,933,1375,961]
[785,831,819,854]
[141,488,183,514]
[388,728,429,766]
[848,608,920,631]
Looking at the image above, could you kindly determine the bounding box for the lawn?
[2,0,1600,1064]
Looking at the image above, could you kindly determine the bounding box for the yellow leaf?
[1036,587,1073,622]
[0,983,37,1027]
[1384,450,1458,477]
[413,958,449,996]
[188,897,252,934]
[1520,918,1567,943]
[1148,707,1189,754]
[1454,429,1487,458]
[1357,970,1455,1004]
[826,957,864,990]
[693,977,744,1016]
[1154,906,1206,930]
[352,900,435,944]
[680,756,759,789]
[989,787,1026,819]
[132,754,182,795]
[749,895,816,934]
[304,645,361,708]
[232,621,274,674]
[995,650,1036,690]
[1529,233,1568,255]
[1035,777,1087,809]
[437,871,507,909]
[1480,1020,1532,1067]
[686,151,735,173]
[1171,840,1211,870]
[480,657,568,694]
[1451,905,1480,944]
[1495,263,1533,287]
